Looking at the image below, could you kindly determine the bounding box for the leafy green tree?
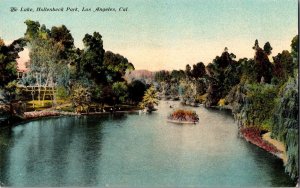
[104,51,134,82]
[101,85,114,105]
[205,49,237,106]
[154,70,170,82]
[273,50,294,81]
[80,32,105,83]
[185,64,192,78]
[263,42,272,55]
[140,85,159,112]
[239,58,257,83]
[128,80,146,104]
[191,62,206,79]
[56,86,69,100]
[170,70,185,82]
[24,20,40,39]
[0,37,26,101]
[272,77,298,179]
[291,35,298,61]
[71,83,91,113]
[112,81,128,104]
[252,39,259,50]
[195,78,207,96]
[50,25,75,59]
[254,43,273,83]
[24,20,74,106]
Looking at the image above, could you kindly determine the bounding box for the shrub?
[56,86,69,100]
[168,109,199,122]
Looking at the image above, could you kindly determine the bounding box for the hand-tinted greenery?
[128,80,147,104]
[0,38,26,87]
[1,19,298,181]
[226,37,298,180]
[271,77,298,179]
[104,51,134,83]
[71,83,91,113]
[153,36,298,180]
[0,37,26,101]
[168,109,199,122]
[205,48,239,107]
[17,20,136,109]
[227,83,277,129]
[78,32,105,83]
[139,85,159,112]
[112,81,128,104]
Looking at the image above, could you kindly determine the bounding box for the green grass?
[26,100,70,111]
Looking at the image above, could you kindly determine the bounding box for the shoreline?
[240,127,287,164]
[1,109,140,127]
[262,132,287,164]
[188,103,288,165]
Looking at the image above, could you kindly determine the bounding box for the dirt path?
[262,132,287,164]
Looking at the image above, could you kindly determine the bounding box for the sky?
[0,0,298,71]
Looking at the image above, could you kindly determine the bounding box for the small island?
[167,109,199,124]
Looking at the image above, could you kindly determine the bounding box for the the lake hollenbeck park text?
[0,19,298,186]
[15,6,128,12]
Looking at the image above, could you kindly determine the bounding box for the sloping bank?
[210,105,288,164]
[23,110,78,119]
[2,107,139,126]
[240,127,287,164]
[223,78,298,182]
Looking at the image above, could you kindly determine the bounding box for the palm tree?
[140,85,159,113]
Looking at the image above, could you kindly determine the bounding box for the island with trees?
[167,109,199,124]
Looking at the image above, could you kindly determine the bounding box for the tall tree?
[191,62,206,79]
[140,85,159,112]
[50,25,75,59]
[80,32,105,83]
[263,42,273,55]
[273,50,294,80]
[24,20,40,39]
[205,49,237,107]
[185,64,192,78]
[253,40,273,83]
[112,81,128,104]
[252,39,259,50]
[128,80,146,104]
[291,35,298,61]
[0,37,26,89]
[24,20,72,105]
[103,51,134,82]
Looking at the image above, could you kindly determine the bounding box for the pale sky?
[0,0,298,71]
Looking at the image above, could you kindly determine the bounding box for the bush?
[56,86,69,100]
[168,109,199,122]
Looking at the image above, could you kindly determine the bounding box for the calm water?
[0,101,294,187]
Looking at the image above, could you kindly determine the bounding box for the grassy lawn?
[26,100,71,111]
[25,100,139,112]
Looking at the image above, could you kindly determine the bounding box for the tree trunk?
[31,88,35,108]
[36,73,41,105]
[42,74,50,106]
[52,85,56,107]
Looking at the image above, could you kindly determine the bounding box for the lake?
[0,101,294,187]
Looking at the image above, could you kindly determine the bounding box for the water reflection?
[0,102,295,187]
[0,127,14,186]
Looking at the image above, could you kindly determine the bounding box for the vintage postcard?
[0,0,298,187]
